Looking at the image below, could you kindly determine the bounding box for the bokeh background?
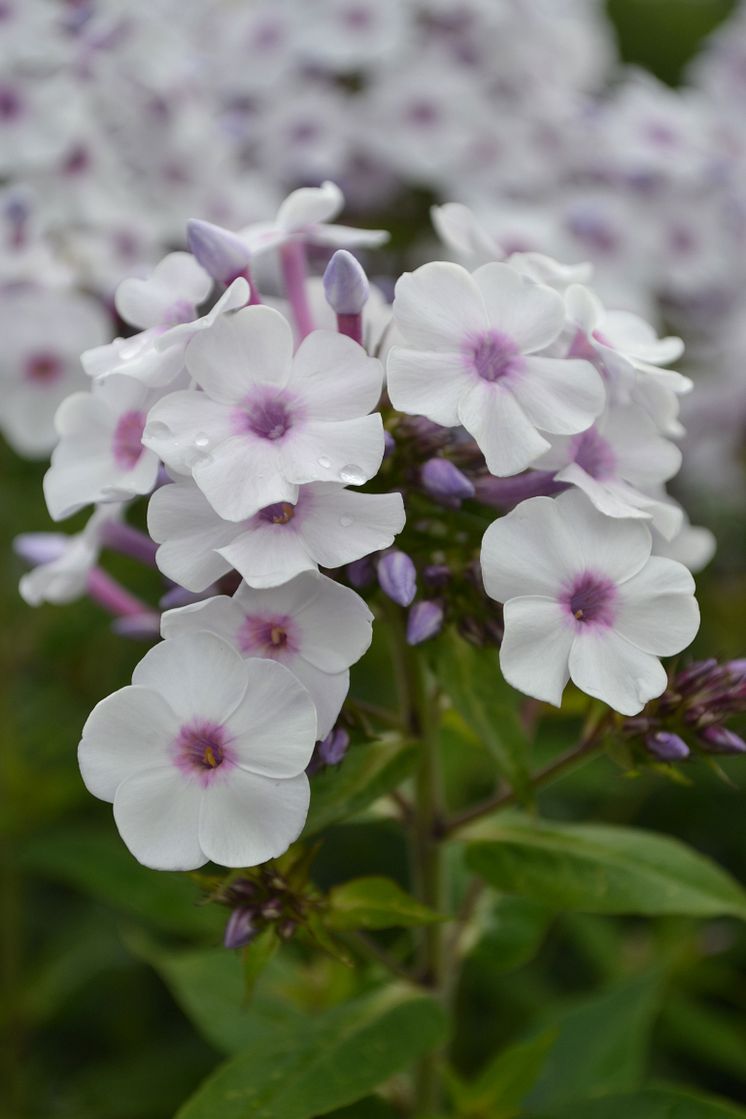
[2,1,745,1116]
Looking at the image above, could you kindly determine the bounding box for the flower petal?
[500,597,574,707]
[569,627,668,716]
[218,523,317,589]
[512,356,605,435]
[114,766,205,871]
[473,263,565,352]
[281,415,384,487]
[481,495,582,601]
[148,481,237,592]
[459,380,549,476]
[199,769,310,867]
[143,391,233,475]
[556,489,652,584]
[132,633,248,723]
[614,556,699,655]
[225,658,317,777]
[392,261,487,350]
[79,686,178,801]
[290,331,384,419]
[288,661,349,739]
[386,347,473,426]
[299,486,406,569]
[193,433,296,522]
[186,305,293,403]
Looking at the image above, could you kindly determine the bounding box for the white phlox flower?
[78,633,317,870]
[534,402,683,538]
[44,375,165,520]
[17,505,122,606]
[161,571,373,739]
[143,304,385,521]
[148,478,406,592]
[481,490,700,716]
[387,260,605,476]
[240,181,388,256]
[83,270,249,390]
[0,286,110,458]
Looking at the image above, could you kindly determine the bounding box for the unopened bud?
[223,908,257,949]
[698,725,746,755]
[407,600,444,646]
[323,250,369,314]
[378,550,417,607]
[675,659,718,693]
[319,727,350,766]
[13,532,67,567]
[187,219,252,286]
[421,458,475,505]
[346,556,375,589]
[645,731,690,761]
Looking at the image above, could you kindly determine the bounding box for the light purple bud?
[13,532,67,567]
[111,613,162,640]
[474,471,567,510]
[383,430,396,458]
[421,458,475,504]
[318,727,350,766]
[187,219,252,285]
[645,731,690,761]
[159,585,217,610]
[676,659,718,692]
[323,250,369,314]
[724,659,746,681]
[407,600,444,646]
[223,907,258,949]
[699,726,746,755]
[346,556,375,589]
[378,550,417,607]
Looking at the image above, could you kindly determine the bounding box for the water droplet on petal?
[194,432,211,449]
[318,455,332,469]
[143,420,171,441]
[339,463,366,485]
[339,514,354,527]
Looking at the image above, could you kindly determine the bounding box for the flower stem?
[280,240,314,339]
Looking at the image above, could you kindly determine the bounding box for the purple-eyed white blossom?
[481,491,700,716]
[387,261,605,476]
[16,505,122,607]
[148,479,406,592]
[43,375,164,520]
[78,633,317,870]
[143,306,385,521]
[160,572,373,738]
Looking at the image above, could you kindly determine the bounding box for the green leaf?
[241,928,279,1001]
[19,825,221,937]
[468,896,550,975]
[304,736,417,836]
[326,876,446,930]
[176,984,447,1119]
[466,817,746,918]
[451,1030,557,1117]
[525,973,661,1109]
[530,1085,746,1119]
[436,633,531,801]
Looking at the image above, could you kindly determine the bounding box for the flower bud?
[407,600,444,646]
[223,907,257,949]
[645,731,690,761]
[318,727,350,766]
[346,556,375,589]
[323,250,369,314]
[111,613,162,640]
[383,430,396,459]
[675,659,718,693]
[378,550,417,607]
[13,532,67,567]
[187,219,252,286]
[698,725,746,755]
[421,458,475,505]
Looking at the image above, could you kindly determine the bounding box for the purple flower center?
[571,427,617,480]
[237,388,299,442]
[173,719,234,784]
[560,572,617,628]
[112,410,146,470]
[0,85,22,121]
[24,351,63,385]
[238,613,298,658]
[467,331,523,383]
[259,501,296,525]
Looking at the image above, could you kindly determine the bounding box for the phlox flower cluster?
[3,0,746,502]
[16,179,715,873]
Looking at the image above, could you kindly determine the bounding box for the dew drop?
[318,455,332,469]
[194,431,211,449]
[339,463,366,485]
[143,420,171,441]
[339,514,354,527]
